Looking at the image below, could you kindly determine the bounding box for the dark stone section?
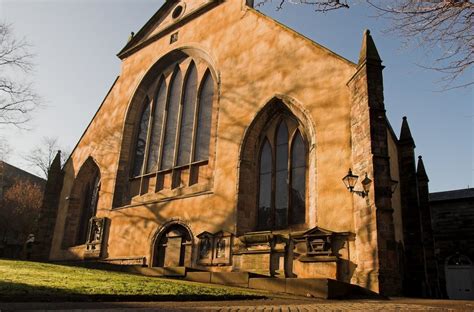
[416,156,440,297]
[33,151,64,260]
[430,188,474,298]
[398,118,426,296]
[348,29,401,295]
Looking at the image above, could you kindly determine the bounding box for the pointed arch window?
[257,117,307,230]
[290,131,306,225]
[194,71,214,162]
[77,173,100,245]
[161,67,182,170]
[146,77,167,174]
[258,139,272,229]
[129,57,216,197]
[177,63,198,166]
[132,98,151,177]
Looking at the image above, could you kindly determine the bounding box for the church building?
[39,0,438,297]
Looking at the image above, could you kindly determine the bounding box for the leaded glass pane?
[132,99,151,177]
[194,71,214,162]
[77,173,99,244]
[89,174,100,217]
[291,132,306,225]
[161,68,182,170]
[275,122,289,228]
[146,77,167,173]
[258,140,272,229]
[177,63,198,166]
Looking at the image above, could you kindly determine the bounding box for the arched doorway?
[152,222,193,267]
[445,253,474,300]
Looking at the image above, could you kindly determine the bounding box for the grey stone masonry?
[348,30,401,296]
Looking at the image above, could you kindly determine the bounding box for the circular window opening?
[172,5,184,19]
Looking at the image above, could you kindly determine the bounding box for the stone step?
[184,271,267,287]
[249,277,384,299]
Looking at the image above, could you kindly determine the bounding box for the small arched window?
[257,117,307,230]
[129,57,216,197]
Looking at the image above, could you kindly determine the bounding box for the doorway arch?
[151,221,194,267]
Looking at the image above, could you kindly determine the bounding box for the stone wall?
[48,0,412,296]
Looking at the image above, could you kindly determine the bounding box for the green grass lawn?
[0,259,266,302]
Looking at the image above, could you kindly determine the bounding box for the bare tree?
[0,179,43,245]
[257,0,473,88]
[0,22,40,126]
[369,0,473,89]
[23,136,69,178]
[257,0,350,11]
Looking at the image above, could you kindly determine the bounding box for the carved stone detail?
[291,227,352,262]
[84,217,106,259]
[197,230,233,266]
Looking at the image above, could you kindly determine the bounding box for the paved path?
[1,298,474,312]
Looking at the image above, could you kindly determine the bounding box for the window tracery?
[130,57,216,197]
[257,117,307,230]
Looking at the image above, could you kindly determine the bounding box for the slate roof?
[429,188,474,202]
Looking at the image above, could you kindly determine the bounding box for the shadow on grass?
[0,281,266,303]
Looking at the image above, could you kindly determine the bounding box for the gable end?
[117,0,222,60]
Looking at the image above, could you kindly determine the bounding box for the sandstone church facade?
[40,0,438,296]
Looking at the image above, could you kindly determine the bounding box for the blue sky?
[0,0,472,192]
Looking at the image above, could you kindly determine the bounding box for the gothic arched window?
[129,57,216,197]
[132,98,151,177]
[161,67,182,171]
[177,62,198,166]
[77,173,100,245]
[146,76,167,174]
[194,70,214,162]
[257,117,307,230]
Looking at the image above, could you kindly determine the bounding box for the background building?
[430,188,474,300]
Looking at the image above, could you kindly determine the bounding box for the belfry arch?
[236,96,317,235]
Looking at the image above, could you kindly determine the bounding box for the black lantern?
[343,169,371,198]
[342,169,359,192]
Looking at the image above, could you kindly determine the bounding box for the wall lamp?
[342,169,372,198]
